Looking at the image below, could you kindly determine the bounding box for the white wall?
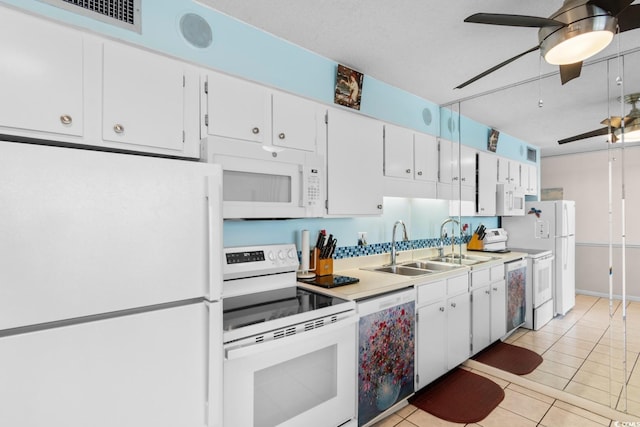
[542,146,640,299]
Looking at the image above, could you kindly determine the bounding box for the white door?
[414,132,438,182]
[447,292,470,369]
[490,280,507,341]
[556,235,576,315]
[0,142,222,330]
[0,7,83,137]
[102,42,186,152]
[384,123,414,179]
[0,303,209,427]
[471,285,491,354]
[272,91,320,152]
[206,72,270,142]
[224,318,357,427]
[416,301,447,387]
[326,108,383,215]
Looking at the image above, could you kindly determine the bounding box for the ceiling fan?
[558,93,640,144]
[455,0,640,89]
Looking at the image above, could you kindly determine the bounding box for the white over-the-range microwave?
[201,137,325,219]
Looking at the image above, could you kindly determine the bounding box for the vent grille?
[39,0,141,33]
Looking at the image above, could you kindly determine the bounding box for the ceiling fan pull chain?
[538,55,543,108]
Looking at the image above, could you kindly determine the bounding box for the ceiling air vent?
[39,0,141,33]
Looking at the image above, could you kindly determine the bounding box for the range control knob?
[278,251,285,260]
[287,248,296,259]
[268,251,276,261]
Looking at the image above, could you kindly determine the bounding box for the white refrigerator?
[502,200,576,316]
[0,141,223,427]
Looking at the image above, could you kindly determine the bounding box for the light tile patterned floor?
[373,294,640,426]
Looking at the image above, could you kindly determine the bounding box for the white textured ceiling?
[201,0,640,157]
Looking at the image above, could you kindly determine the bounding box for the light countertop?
[297,247,527,301]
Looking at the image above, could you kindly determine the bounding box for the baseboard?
[576,289,640,302]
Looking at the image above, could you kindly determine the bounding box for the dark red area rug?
[472,341,543,375]
[409,368,504,423]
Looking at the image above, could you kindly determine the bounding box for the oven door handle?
[225,315,357,360]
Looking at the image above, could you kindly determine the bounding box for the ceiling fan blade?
[558,127,611,144]
[617,4,640,32]
[587,0,633,16]
[464,13,564,28]
[560,62,582,85]
[455,46,540,89]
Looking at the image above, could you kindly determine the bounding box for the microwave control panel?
[307,170,321,206]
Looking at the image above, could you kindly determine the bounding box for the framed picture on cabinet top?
[488,128,500,152]
[334,64,364,110]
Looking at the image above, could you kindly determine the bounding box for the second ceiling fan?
[456,0,640,89]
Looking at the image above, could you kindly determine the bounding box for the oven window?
[254,345,337,427]
[223,170,291,203]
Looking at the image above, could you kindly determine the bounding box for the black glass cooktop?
[222,287,350,332]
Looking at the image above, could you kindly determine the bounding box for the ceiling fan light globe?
[544,30,614,65]
[614,123,640,143]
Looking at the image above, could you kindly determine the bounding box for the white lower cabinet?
[471,263,507,355]
[0,303,211,427]
[415,272,470,388]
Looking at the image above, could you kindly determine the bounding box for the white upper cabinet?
[437,139,454,199]
[205,72,321,152]
[384,124,414,179]
[477,152,497,216]
[102,42,193,155]
[326,108,383,216]
[271,91,322,152]
[497,157,522,187]
[414,132,439,183]
[383,125,437,199]
[0,8,83,138]
[459,145,476,188]
[205,72,270,143]
[522,163,538,195]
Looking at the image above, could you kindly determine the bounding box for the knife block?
[467,233,484,251]
[312,248,333,276]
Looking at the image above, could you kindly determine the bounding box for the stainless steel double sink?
[365,253,499,277]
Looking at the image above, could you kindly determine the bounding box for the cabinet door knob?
[113,124,124,134]
[493,287,498,291]
[278,132,285,139]
[406,169,411,174]
[377,204,383,210]
[439,307,445,312]
[60,115,72,125]
[450,302,456,308]
[485,290,491,294]
[252,127,260,134]
[461,177,466,181]
[453,176,459,181]
[417,171,423,176]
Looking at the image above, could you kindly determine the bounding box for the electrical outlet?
[358,232,368,246]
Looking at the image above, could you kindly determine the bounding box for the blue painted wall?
[3,0,523,251]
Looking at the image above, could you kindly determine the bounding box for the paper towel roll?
[300,229,310,272]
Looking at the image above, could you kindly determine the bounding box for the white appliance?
[201,137,324,218]
[0,141,223,427]
[221,244,357,427]
[503,200,576,315]
[482,228,508,251]
[509,248,555,330]
[505,258,527,334]
[496,183,525,216]
[357,289,415,427]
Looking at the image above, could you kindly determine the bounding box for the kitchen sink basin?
[365,260,465,277]
[428,253,498,266]
[369,265,433,276]
[401,261,461,271]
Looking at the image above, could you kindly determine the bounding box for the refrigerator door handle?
[206,170,223,301]
[205,302,223,427]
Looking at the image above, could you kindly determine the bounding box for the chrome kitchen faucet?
[390,220,409,266]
